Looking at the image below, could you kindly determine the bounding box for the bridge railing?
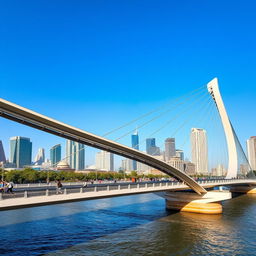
[12,177,247,188]
[0,181,183,200]
[1,179,254,201]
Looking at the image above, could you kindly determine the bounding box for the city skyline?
[1,2,256,169]
[2,126,252,172]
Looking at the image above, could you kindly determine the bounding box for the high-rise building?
[34,148,45,165]
[66,140,85,170]
[0,140,6,163]
[95,151,114,171]
[247,136,256,170]
[217,164,226,176]
[190,128,208,174]
[10,136,32,168]
[176,149,184,160]
[146,138,160,156]
[131,130,139,170]
[184,161,196,176]
[121,158,133,172]
[165,138,176,161]
[50,144,61,166]
[168,156,184,172]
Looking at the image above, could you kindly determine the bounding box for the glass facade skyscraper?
[0,140,6,163]
[146,138,160,156]
[50,144,61,166]
[66,140,85,170]
[131,130,139,170]
[10,136,32,168]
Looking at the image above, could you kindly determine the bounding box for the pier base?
[230,186,256,194]
[165,191,232,214]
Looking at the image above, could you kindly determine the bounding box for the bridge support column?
[165,191,231,214]
[230,186,256,194]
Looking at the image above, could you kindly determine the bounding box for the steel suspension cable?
[102,84,206,138]
[114,88,208,142]
[134,90,211,150]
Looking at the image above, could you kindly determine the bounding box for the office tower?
[50,144,61,166]
[216,164,225,176]
[184,161,196,176]
[146,138,160,156]
[95,151,114,171]
[176,149,184,160]
[165,138,176,161]
[0,140,6,163]
[168,156,185,172]
[10,136,32,168]
[121,158,133,172]
[131,129,139,170]
[66,140,85,170]
[190,128,208,174]
[247,136,256,170]
[34,148,45,165]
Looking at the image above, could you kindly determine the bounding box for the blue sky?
[0,0,256,167]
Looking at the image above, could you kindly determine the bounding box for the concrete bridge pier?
[230,186,256,194]
[165,191,232,214]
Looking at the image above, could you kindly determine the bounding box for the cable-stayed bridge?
[0,78,255,214]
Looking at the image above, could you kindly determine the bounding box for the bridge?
[0,78,255,214]
[1,179,255,213]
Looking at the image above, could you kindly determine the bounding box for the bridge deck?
[1,179,255,211]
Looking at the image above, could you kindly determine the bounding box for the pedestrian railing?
[1,179,255,201]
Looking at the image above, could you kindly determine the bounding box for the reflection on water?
[1,193,256,256]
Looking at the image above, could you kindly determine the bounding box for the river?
[1,193,256,256]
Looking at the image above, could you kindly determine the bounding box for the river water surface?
[1,193,256,256]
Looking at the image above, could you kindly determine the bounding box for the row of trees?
[0,168,168,184]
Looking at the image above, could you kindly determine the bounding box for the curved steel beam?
[0,98,207,195]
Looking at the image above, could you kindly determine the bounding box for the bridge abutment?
[165,191,231,214]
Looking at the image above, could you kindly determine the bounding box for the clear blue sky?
[0,0,256,167]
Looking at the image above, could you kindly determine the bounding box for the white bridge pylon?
[207,78,238,179]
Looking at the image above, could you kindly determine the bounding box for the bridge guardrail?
[1,179,254,201]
